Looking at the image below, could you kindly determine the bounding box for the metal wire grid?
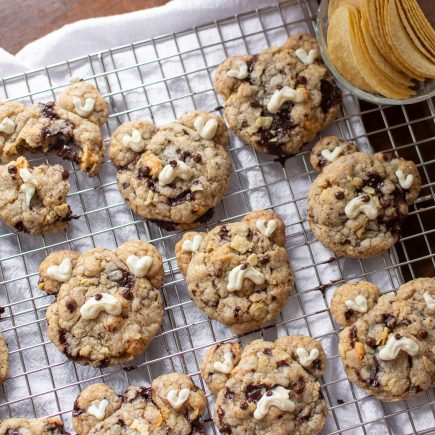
[0,0,433,433]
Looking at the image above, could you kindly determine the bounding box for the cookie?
[0,101,104,176]
[39,240,164,367]
[307,147,421,258]
[0,332,9,384]
[203,336,326,434]
[110,111,231,231]
[331,278,435,401]
[72,372,206,434]
[309,135,358,171]
[0,156,73,235]
[176,210,293,334]
[214,33,342,156]
[0,417,66,434]
[58,81,109,127]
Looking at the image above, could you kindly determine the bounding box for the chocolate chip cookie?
[175,210,293,334]
[58,80,109,127]
[331,278,435,401]
[0,332,9,384]
[202,336,326,434]
[0,99,104,176]
[110,111,231,231]
[214,33,342,156]
[0,418,66,434]
[0,156,73,235]
[72,372,206,434]
[309,135,357,171]
[40,241,164,367]
[307,146,421,258]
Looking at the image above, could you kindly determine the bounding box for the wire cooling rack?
[0,0,434,433]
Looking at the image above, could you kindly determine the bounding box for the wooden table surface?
[0,0,169,54]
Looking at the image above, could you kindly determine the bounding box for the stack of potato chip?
[327,0,435,99]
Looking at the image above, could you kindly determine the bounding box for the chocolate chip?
[121,289,134,300]
[245,384,266,403]
[249,100,261,108]
[214,268,223,278]
[349,326,357,347]
[277,360,288,368]
[335,191,345,200]
[117,418,126,428]
[66,300,76,312]
[168,189,193,206]
[240,401,248,410]
[382,314,396,328]
[95,293,102,301]
[122,181,130,189]
[55,142,81,164]
[169,160,177,167]
[7,165,17,174]
[360,195,370,202]
[318,159,327,168]
[263,348,272,355]
[217,406,225,418]
[180,151,191,161]
[320,79,342,113]
[394,333,402,340]
[15,221,28,233]
[296,75,307,85]
[114,269,136,289]
[295,416,308,425]
[0,306,4,314]
[193,154,202,163]
[366,337,376,348]
[266,390,273,396]
[219,225,230,241]
[383,152,394,162]
[224,389,235,400]
[62,169,70,180]
[41,102,59,120]
[293,377,306,394]
[220,424,232,434]
[397,319,411,327]
[259,255,270,265]
[344,309,354,321]
[138,166,150,179]
[370,379,380,387]
[240,263,248,270]
[234,306,241,318]
[417,330,428,339]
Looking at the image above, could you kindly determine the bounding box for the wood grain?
[0,0,169,54]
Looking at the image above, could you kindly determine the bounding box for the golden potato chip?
[328,0,362,17]
[377,0,424,80]
[402,0,435,54]
[386,0,435,79]
[396,0,435,63]
[360,2,413,87]
[327,6,374,92]
[347,6,413,99]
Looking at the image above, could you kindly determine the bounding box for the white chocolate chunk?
[295,48,317,64]
[227,264,265,292]
[395,169,414,190]
[423,292,435,311]
[122,129,146,153]
[267,86,305,114]
[144,190,154,205]
[46,258,73,282]
[256,219,277,237]
[19,168,38,207]
[130,419,149,434]
[320,146,343,162]
[344,294,368,313]
[72,97,95,117]
[378,335,419,361]
[126,255,153,278]
[255,116,273,129]
[87,399,109,420]
[182,235,203,253]
[254,386,295,420]
[213,352,234,374]
[80,293,122,320]
[344,195,378,220]
[194,116,218,140]
[158,160,193,186]
[227,60,249,80]
[166,388,190,409]
[296,347,319,368]
[0,117,16,134]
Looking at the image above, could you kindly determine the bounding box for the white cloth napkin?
[0,1,430,434]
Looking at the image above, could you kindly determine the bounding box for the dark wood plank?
[0,0,169,54]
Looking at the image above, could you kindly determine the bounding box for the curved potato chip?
[348,6,413,99]
[327,6,374,92]
[328,0,362,17]
[386,0,435,79]
[360,5,413,87]
[396,0,435,63]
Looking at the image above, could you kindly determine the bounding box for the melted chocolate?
[168,189,193,206]
[40,102,59,120]
[15,221,28,233]
[320,79,342,113]
[114,269,136,289]
[245,384,267,403]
